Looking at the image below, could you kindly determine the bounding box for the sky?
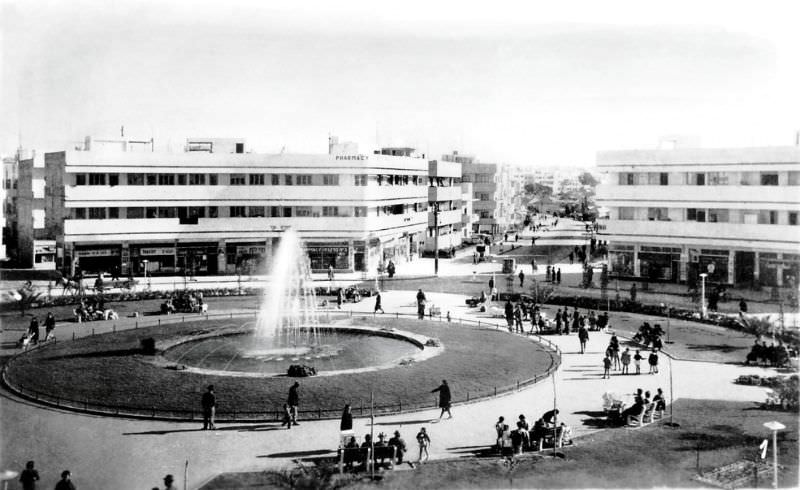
[2,0,799,167]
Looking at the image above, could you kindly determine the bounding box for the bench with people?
[603,388,667,428]
[494,410,574,457]
[338,431,403,473]
[745,339,791,368]
[160,293,207,315]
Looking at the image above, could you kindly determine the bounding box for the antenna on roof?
[121,125,125,138]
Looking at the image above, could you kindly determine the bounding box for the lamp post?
[142,260,149,287]
[434,204,440,277]
[699,273,708,318]
[763,421,785,489]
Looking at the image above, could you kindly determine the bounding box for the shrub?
[140,337,156,355]
[766,374,799,411]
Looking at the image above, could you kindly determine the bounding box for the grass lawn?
[4,316,555,417]
[345,399,799,489]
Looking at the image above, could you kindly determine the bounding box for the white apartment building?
[43,137,429,277]
[449,152,499,234]
[423,158,474,255]
[596,146,800,288]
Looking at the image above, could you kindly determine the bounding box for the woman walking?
[415,427,431,463]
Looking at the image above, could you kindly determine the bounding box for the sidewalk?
[0,289,780,490]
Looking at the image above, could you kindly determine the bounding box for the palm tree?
[15,284,43,317]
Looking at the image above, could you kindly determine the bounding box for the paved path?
[0,289,780,490]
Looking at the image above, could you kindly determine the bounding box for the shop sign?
[309,246,348,254]
[75,248,119,257]
[140,247,176,256]
[334,155,368,161]
[237,246,266,255]
[34,244,56,254]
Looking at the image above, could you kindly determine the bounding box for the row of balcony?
[63,214,429,243]
[596,185,799,207]
[63,184,427,205]
[601,219,800,250]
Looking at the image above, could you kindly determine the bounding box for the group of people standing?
[494,409,572,455]
[21,312,56,348]
[602,334,659,378]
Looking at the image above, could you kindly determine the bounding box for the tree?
[578,172,599,187]
[14,283,43,317]
[524,183,553,200]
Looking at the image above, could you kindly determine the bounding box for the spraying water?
[254,229,320,347]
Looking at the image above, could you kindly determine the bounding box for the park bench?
[627,403,656,428]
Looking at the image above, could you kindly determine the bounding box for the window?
[479,211,491,219]
[322,206,339,217]
[108,174,119,186]
[229,206,246,217]
[146,174,157,185]
[230,174,246,185]
[790,212,798,226]
[687,208,706,222]
[248,206,265,217]
[73,208,86,219]
[271,174,280,185]
[757,210,778,224]
[707,209,729,223]
[283,207,293,217]
[146,207,158,218]
[354,174,367,186]
[296,175,312,185]
[295,207,312,217]
[354,206,368,217]
[158,207,177,218]
[707,172,729,185]
[478,193,491,201]
[158,174,175,185]
[88,207,105,219]
[760,173,779,186]
[740,171,759,186]
[108,207,119,219]
[189,174,206,185]
[127,207,144,219]
[618,207,635,220]
[88,173,106,185]
[647,173,661,185]
[284,175,293,185]
[271,206,280,217]
[647,208,669,221]
[209,174,218,185]
[75,174,86,186]
[177,174,187,185]
[618,173,634,185]
[659,173,669,186]
[322,174,339,185]
[249,174,265,185]
[788,171,800,186]
[692,173,705,185]
[188,207,205,218]
[208,206,218,218]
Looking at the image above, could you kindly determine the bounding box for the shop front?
[176,243,218,276]
[131,245,177,275]
[608,244,635,276]
[74,246,122,275]
[226,243,268,274]
[307,242,350,272]
[638,246,681,282]
[33,240,57,270]
[689,248,729,285]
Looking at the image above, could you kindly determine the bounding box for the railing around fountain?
[2,309,562,422]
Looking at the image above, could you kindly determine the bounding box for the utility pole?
[434,204,440,276]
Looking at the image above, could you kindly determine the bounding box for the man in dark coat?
[288,381,300,425]
[201,385,216,430]
[416,289,426,319]
[504,300,514,331]
[578,324,589,354]
[518,269,525,287]
[432,380,452,419]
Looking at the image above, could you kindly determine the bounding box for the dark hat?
[207,385,214,391]
[394,430,401,436]
[164,474,174,482]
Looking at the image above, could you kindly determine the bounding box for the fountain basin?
[159,324,442,378]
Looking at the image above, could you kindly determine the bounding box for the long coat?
[432,383,451,408]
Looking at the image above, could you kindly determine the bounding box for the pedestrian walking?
[514,304,523,332]
[280,403,293,429]
[518,269,525,287]
[634,350,643,374]
[603,355,611,378]
[556,268,561,284]
[546,265,551,282]
[630,283,637,303]
[288,381,300,425]
[416,289,426,319]
[488,276,495,292]
[578,324,589,354]
[340,404,353,431]
[374,292,384,314]
[504,299,514,331]
[569,252,574,264]
[648,350,659,374]
[28,317,40,345]
[415,427,431,463]
[432,380,452,419]
[473,251,478,264]
[337,288,344,309]
[163,474,177,490]
[44,312,56,341]
[19,461,39,490]
[54,471,76,490]
[201,385,216,430]
[328,264,334,282]
[621,348,631,374]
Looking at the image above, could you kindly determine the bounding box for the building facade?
[596,146,800,287]
[448,152,499,234]
[17,152,56,268]
[44,137,429,277]
[422,158,473,255]
[2,155,18,262]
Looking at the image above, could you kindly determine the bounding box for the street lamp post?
[763,421,786,489]
[699,273,708,318]
[434,204,440,277]
[143,260,149,287]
